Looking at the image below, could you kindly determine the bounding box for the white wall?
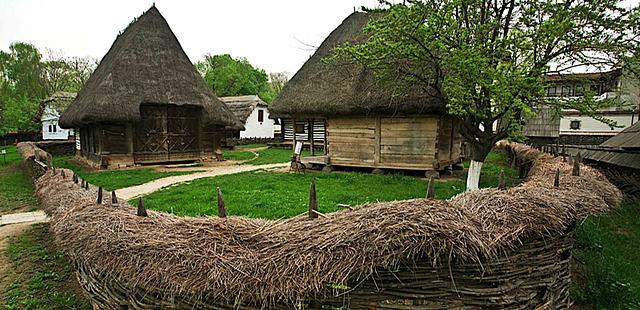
[41,106,72,140]
[240,105,275,138]
[560,113,637,135]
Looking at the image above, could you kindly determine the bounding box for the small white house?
[219,95,275,139]
[41,92,76,140]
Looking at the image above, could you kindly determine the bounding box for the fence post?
[426,177,435,199]
[572,153,581,176]
[97,187,103,204]
[217,187,226,218]
[111,191,118,205]
[554,168,560,188]
[309,178,318,219]
[498,170,506,190]
[137,197,147,217]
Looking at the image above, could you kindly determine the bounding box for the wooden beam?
[292,118,297,150]
[310,119,315,156]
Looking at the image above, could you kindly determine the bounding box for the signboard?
[0,150,6,154]
[294,141,303,155]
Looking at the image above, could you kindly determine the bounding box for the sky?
[0,0,385,75]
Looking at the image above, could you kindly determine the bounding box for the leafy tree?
[334,0,640,190]
[195,54,273,102]
[0,43,97,135]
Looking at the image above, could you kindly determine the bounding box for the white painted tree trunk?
[466,160,483,191]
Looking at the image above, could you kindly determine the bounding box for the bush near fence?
[21,141,621,309]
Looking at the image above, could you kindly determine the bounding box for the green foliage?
[573,202,640,308]
[53,156,199,191]
[0,43,96,134]
[3,223,91,309]
[334,0,640,161]
[195,54,270,101]
[137,151,518,219]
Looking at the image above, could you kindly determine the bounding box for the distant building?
[219,95,275,139]
[524,69,640,145]
[41,92,76,140]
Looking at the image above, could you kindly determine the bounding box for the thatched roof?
[269,12,445,118]
[59,6,238,128]
[219,95,267,124]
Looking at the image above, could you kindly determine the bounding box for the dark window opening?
[258,109,264,123]
[295,124,305,133]
[570,120,581,130]
[546,86,558,97]
[53,125,57,133]
[274,118,280,125]
[48,125,52,133]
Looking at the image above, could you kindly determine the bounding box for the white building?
[219,95,275,139]
[41,92,76,140]
[524,69,639,145]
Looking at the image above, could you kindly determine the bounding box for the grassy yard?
[136,151,518,219]
[52,156,197,191]
[2,224,90,310]
[224,147,312,165]
[573,201,640,309]
[0,146,39,214]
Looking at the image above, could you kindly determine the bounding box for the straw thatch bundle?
[29,141,621,308]
[269,12,445,118]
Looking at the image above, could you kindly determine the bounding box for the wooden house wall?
[523,105,561,138]
[326,116,461,170]
[282,118,326,142]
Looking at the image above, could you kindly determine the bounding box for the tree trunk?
[466,160,483,191]
[465,141,493,191]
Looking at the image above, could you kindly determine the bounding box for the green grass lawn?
[3,223,91,309]
[573,201,640,308]
[223,150,256,161]
[0,146,39,214]
[52,156,197,191]
[136,151,518,219]
[0,145,22,167]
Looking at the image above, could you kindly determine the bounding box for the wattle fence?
[19,141,621,309]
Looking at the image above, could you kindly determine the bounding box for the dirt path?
[117,162,289,200]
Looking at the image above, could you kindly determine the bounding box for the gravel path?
[117,163,289,200]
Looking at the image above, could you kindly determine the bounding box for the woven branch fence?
[19,141,621,309]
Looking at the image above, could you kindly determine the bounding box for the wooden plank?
[381,154,435,163]
[330,136,376,144]
[381,137,437,145]
[327,128,376,135]
[381,144,435,155]
[374,116,381,164]
[381,116,439,124]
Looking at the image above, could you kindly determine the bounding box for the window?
[53,125,57,133]
[590,83,602,95]
[570,120,581,130]
[274,118,280,125]
[561,85,572,97]
[48,125,52,133]
[295,124,305,133]
[546,86,558,97]
[574,85,584,97]
[257,109,264,123]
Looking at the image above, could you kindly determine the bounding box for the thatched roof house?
[219,95,275,139]
[269,12,460,174]
[41,92,76,141]
[59,6,239,168]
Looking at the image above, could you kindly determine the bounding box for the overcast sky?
[0,0,385,75]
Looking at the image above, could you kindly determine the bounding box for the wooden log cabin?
[59,6,240,168]
[269,12,462,175]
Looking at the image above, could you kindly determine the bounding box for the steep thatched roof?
[219,95,267,124]
[269,12,445,118]
[59,6,238,128]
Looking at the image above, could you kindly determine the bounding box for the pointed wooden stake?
[554,168,560,188]
[137,197,147,216]
[572,153,581,176]
[498,170,506,190]
[426,177,435,199]
[61,170,66,179]
[216,187,226,218]
[84,180,89,190]
[111,191,118,205]
[97,187,103,204]
[73,174,78,184]
[309,178,318,219]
